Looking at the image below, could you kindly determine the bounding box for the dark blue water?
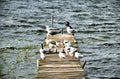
[0,0,120,79]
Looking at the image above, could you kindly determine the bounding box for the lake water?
[0,0,120,79]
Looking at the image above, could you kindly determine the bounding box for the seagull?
[46,26,53,35]
[64,47,70,55]
[63,40,69,45]
[45,39,53,44]
[69,51,74,56]
[74,52,84,58]
[46,26,51,32]
[40,52,45,60]
[64,41,72,55]
[58,49,66,60]
[63,40,72,47]
[65,21,77,35]
[46,26,61,35]
[49,43,56,49]
[70,46,77,52]
[39,47,45,60]
[65,42,72,47]
[56,41,63,47]
[69,47,77,56]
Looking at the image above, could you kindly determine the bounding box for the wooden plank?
[36,73,84,79]
[36,71,84,79]
[39,64,81,68]
[38,70,83,73]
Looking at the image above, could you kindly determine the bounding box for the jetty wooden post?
[51,16,53,27]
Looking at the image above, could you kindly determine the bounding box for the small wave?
[87,37,105,41]
[18,19,27,23]
[18,24,33,28]
[30,29,46,33]
[103,22,116,25]
[17,6,28,9]
[45,6,61,9]
[0,14,7,17]
[72,9,82,12]
[88,23,102,26]
[0,24,32,28]
[110,77,120,79]
[88,22,116,26]
[97,43,120,47]
[0,46,17,50]
[102,58,112,63]
[78,30,100,33]
[107,32,120,35]
[88,66,101,70]
[0,0,7,2]
[13,28,46,35]
[0,45,37,51]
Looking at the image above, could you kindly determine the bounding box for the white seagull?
[74,52,84,58]
[59,50,66,60]
[39,44,46,60]
[69,46,77,56]
[63,40,69,44]
[45,39,53,44]
[49,43,56,49]
[56,41,63,47]
[39,48,45,60]
[46,26,53,35]
[64,41,72,47]
[64,41,72,55]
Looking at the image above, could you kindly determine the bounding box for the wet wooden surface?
[46,34,77,43]
[36,54,85,79]
[36,34,85,79]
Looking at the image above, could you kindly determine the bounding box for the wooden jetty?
[36,34,86,79]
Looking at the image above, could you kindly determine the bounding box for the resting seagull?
[49,42,56,49]
[74,52,84,58]
[46,26,61,35]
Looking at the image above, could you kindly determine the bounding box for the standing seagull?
[65,21,76,35]
[39,44,45,60]
[58,49,66,60]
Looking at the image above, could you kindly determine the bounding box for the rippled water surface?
[0,0,120,79]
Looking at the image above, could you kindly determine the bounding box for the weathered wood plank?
[36,71,84,79]
[46,34,77,43]
[39,64,81,68]
[38,69,83,73]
